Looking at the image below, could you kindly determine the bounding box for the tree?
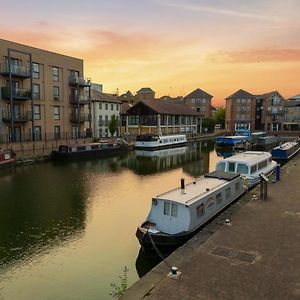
[202,118,215,133]
[214,107,225,127]
[108,114,119,137]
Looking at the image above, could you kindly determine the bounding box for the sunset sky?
[1,0,300,106]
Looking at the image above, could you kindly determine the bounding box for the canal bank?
[122,155,300,299]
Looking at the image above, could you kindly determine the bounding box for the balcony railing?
[2,111,32,122]
[69,95,90,104]
[0,62,31,78]
[1,87,32,100]
[266,107,284,115]
[70,113,90,123]
[69,75,90,87]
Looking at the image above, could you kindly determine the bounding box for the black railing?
[2,111,32,122]
[68,75,90,87]
[70,113,90,122]
[0,62,31,78]
[1,87,32,100]
[69,95,90,104]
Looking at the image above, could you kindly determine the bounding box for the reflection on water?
[0,140,220,300]
[135,248,162,278]
[216,146,236,159]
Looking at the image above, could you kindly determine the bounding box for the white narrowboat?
[136,171,246,252]
[135,134,187,150]
[215,151,277,188]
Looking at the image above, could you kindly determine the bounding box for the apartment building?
[0,38,91,145]
[225,89,285,131]
[184,88,213,118]
[87,90,122,138]
[283,94,300,130]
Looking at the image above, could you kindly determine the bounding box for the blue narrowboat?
[216,135,249,147]
[271,141,300,161]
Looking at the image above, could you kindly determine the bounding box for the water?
[0,141,224,300]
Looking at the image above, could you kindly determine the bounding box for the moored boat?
[136,171,246,253]
[216,135,249,147]
[0,149,16,170]
[271,141,300,161]
[51,138,129,160]
[135,134,187,150]
[215,151,277,188]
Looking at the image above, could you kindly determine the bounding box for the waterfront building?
[87,90,122,138]
[184,88,213,118]
[283,94,300,130]
[0,38,91,147]
[225,89,285,132]
[121,99,202,135]
[135,87,155,101]
[118,90,135,104]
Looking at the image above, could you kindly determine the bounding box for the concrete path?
[122,155,300,300]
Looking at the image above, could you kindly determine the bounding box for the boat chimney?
[181,178,185,193]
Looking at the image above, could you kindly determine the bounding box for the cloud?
[207,48,300,63]
[153,0,279,21]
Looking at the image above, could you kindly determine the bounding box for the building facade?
[87,90,121,138]
[184,88,213,118]
[225,89,285,132]
[121,99,202,135]
[283,94,300,130]
[0,38,91,146]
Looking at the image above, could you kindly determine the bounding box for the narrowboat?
[216,135,249,147]
[0,149,16,170]
[136,171,246,253]
[135,134,187,150]
[215,151,277,188]
[51,138,129,160]
[271,141,300,161]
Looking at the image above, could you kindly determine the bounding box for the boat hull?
[271,143,300,161]
[51,146,129,160]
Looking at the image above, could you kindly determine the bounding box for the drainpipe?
[8,49,14,142]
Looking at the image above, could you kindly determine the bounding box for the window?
[225,187,231,200]
[34,105,41,120]
[216,193,222,205]
[33,84,40,100]
[164,202,177,217]
[53,86,59,101]
[53,106,60,120]
[34,126,41,141]
[258,160,268,170]
[111,104,114,110]
[54,126,61,140]
[77,146,86,151]
[236,163,249,175]
[91,145,99,150]
[53,66,59,81]
[32,63,40,79]
[105,103,108,110]
[216,162,226,172]
[228,162,235,172]
[164,202,170,215]
[105,115,108,125]
[196,203,205,218]
[99,103,102,110]
[116,104,119,111]
[251,165,257,174]
[171,203,178,217]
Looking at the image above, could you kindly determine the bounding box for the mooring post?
[260,176,264,200]
[275,163,281,181]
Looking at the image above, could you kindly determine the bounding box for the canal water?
[0,141,226,300]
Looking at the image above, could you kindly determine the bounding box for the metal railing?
[1,87,32,100]
[2,111,32,122]
[69,95,90,104]
[68,75,90,87]
[70,113,90,122]
[0,62,31,77]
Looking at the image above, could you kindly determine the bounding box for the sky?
[1,0,300,106]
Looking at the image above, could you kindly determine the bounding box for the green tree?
[108,114,119,137]
[202,118,215,133]
[214,107,225,126]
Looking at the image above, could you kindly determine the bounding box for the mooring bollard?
[275,163,281,181]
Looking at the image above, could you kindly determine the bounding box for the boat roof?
[273,141,298,150]
[154,171,239,205]
[218,135,247,139]
[218,151,271,165]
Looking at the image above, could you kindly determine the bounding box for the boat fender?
[243,176,249,191]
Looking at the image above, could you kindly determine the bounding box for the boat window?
[251,165,257,174]
[77,146,86,151]
[236,163,249,175]
[269,157,272,163]
[225,187,231,200]
[228,162,235,172]
[91,145,99,150]
[216,193,222,205]
[258,160,268,170]
[171,203,178,217]
[216,162,225,172]
[164,202,171,215]
[235,182,240,192]
[196,203,205,218]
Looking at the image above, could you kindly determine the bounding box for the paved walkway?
[122,155,300,300]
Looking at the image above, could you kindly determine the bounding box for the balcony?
[69,95,90,105]
[2,111,32,123]
[69,75,90,87]
[266,107,284,115]
[0,62,31,78]
[1,87,32,100]
[70,112,89,123]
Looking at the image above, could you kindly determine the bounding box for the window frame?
[52,66,59,82]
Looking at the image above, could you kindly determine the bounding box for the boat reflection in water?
[216,147,236,159]
[135,248,162,278]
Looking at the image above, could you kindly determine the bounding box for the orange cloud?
[207,48,300,64]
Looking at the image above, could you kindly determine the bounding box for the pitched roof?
[184,88,212,99]
[136,87,155,94]
[285,100,300,107]
[256,91,277,99]
[91,90,121,103]
[121,102,132,114]
[127,99,202,116]
[119,90,134,98]
[225,89,256,100]
[288,94,300,100]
